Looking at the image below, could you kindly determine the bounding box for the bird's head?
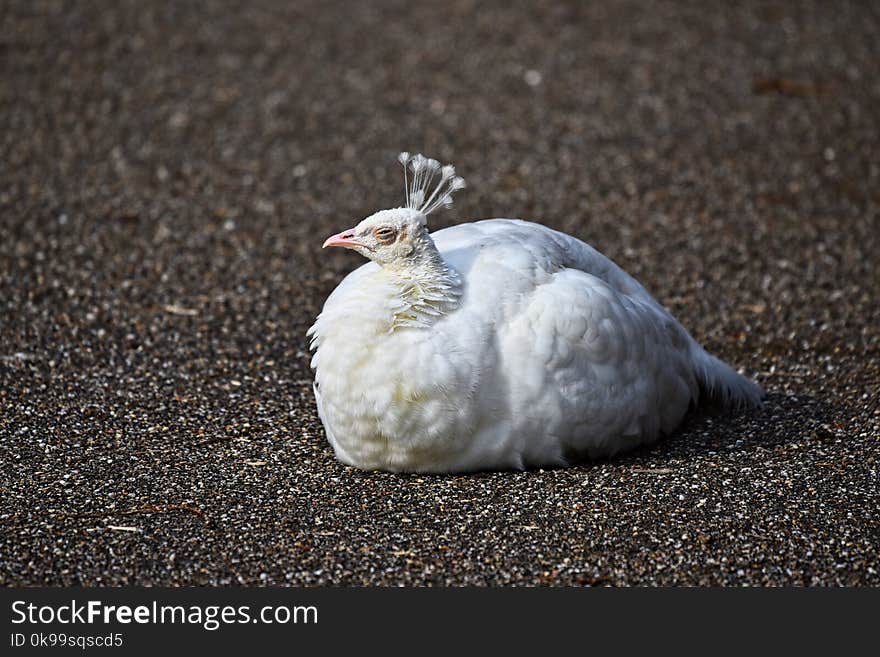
[322,207,430,267]
[321,153,465,270]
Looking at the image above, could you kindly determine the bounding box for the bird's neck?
[383,238,462,331]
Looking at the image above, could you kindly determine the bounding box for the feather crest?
[397,152,466,218]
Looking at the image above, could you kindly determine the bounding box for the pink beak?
[322,229,362,250]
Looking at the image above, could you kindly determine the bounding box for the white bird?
[308,153,763,473]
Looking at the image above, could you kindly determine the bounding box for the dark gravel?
[1,0,878,586]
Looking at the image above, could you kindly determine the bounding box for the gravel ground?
[1,0,878,586]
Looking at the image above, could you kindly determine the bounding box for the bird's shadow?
[611,390,837,467]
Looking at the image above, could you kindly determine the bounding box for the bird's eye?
[373,226,397,244]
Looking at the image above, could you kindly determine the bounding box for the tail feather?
[691,347,764,408]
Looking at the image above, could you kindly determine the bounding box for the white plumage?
[308,154,762,473]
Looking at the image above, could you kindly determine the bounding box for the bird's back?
[432,219,660,307]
